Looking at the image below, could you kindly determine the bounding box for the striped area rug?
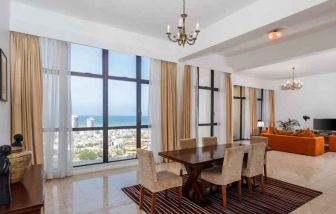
[121,177,322,214]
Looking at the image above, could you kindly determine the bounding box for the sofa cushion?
[297,129,315,137]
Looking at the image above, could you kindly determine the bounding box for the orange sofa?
[261,133,324,156]
[329,135,336,152]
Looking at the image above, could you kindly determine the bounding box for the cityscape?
[72,115,151,166]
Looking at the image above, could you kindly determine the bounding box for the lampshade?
[257,121,265,128]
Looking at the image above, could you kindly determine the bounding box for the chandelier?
[166,0,200,47]
[282,67,303,90]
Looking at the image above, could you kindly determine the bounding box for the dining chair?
[242,142,266,198]
[179,138,197,176]
[202,136,218,147]
[251,136,269,179]
[200,146,245,209]
[137,149,183,213]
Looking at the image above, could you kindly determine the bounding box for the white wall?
[0,0,10,145]
[273,72,336,129]
[10,2,179,63]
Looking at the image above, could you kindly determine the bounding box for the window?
[233,86,246,141]
[257,89,264,121]
[197,68,219,139]
[71,44,150,166]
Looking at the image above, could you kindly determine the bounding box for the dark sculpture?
[303,115,310,122]
[0,145,11,205]
[12,134,23,147]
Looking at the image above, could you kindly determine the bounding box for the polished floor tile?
[44,151,336,214]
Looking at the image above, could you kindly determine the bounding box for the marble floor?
[44,151,336,214]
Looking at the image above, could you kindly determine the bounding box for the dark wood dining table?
[159,143,270,205]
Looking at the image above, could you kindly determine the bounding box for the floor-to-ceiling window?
[233,85,246,140]
[197,68,219,139]
[233,86,264,140]
[70,44,150,166]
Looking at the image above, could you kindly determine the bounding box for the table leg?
[183,164,211,206]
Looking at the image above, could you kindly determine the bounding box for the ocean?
[73,115,149,127]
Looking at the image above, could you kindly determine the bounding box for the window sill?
[73,159,138,176]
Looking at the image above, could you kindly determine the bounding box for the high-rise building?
[86,117,95,127]
[72,115,79,128]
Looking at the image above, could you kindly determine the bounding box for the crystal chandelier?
[166,0,200,47]
[282,67,303,90]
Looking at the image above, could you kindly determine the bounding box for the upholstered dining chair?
[137,149,183,214]
[202,136,218,147]
[200,146,245,209]
[250,136,269,178]
[242,142,266,198]
[179,138,197,176]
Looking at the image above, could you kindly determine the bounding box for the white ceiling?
[238,48,336,80]
[12,0,257,39]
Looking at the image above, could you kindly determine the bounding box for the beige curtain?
[161,61,178,157]
[225,73,233,143]
[181,65,191,139]
[11,32,43,165]
[269,90,276,127]
[249,88,258,135]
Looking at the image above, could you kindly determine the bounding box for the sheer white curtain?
[149,59,162,163]
[215,71,226,144]
[243,87,251,139]
[41,38,73,179]
[191,66,198,141]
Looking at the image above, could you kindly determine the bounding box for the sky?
[70,44,149,116]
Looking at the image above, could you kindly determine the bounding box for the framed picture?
[0,49,8,102]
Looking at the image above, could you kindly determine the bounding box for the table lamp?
[257,121,265,135]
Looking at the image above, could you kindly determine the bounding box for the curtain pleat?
[181,65,191,139]
[249,88,258,135]
[11,32,43,165]
[269,90,276,127]
[225,73,233,144]
[160,61,178,158]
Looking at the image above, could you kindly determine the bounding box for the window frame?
[71,47,150,167]
[197,68,218,136]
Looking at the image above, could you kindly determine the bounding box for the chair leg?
[247,177,253,198]
[150,192,157,214]
[260,174,265,193]
[237,180,242,203]
[180,169,183,177]
[139,185,144,210]
[221,185,227,209]
[177,186,183,208]
[165,189,168,199]
[264,164,267,180]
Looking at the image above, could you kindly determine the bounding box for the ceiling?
[12,0,257,39]
[238,48,336,80]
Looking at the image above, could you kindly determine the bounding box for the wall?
[273,72,336,129]
[10,2,178,63]
[0,0,10,145]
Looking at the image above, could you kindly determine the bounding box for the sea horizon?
[72,115,149,127]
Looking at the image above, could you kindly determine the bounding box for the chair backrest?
[251,136,268,147]
[221,146,245,184]
[202,137,218,147]
[179,138,197,150]
[246,142,266,177]
[137,149,157,186]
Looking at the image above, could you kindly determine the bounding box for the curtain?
[41,38,73,179]
[243,87,251,139]
[249,88,258,135]
[160,61,178,157]
[225,73,233,143]
[269,90,276,127]
[191,66,198,143]
[149,59,162,163]
[11,32,43,165]
[181,65,191,139]
[214,71,226,144]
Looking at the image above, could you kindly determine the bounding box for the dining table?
[158,142,271,206]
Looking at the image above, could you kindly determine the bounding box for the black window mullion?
[102,49,109,163]
[136,56,141,149]
[210,70,215,136]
